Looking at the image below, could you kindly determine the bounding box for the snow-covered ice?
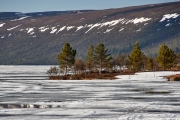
[1,65,180,119]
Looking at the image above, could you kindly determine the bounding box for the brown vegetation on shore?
[49,71,135,80]
[165,74,180,81]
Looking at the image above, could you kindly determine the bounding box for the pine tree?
[128,42,144,71]
[57,42,76,75]
[156,44,176,70]
[95,43,111,74]
[86,44,95,72]
[146,57,153,71]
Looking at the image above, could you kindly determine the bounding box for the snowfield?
[0,65,180,120]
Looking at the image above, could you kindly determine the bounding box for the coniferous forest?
[48,42,179,80]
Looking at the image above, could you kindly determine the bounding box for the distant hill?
[0,2,180,65]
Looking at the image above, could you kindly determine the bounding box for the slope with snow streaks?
[0,1,180,64]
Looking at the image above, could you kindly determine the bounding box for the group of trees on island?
[47,41,178,79]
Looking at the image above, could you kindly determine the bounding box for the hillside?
[0,2,180,65]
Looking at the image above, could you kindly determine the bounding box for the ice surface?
[160,13,179,22]
[7,24,22,31]
[1,65,180,119]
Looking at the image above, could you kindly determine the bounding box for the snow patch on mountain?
[104,28,113,33]
[67,26,75,31]
[160,13,179,22]
[1,35,5,39]
[50,27,57,34]
[85,23,101,33]
[84,17,151,33]
[11,16,30,21]
[8,33,12,37]
[30,32,35,35]
[56,26,66,34]
[76,26,84,32]
[0,23,5,27]
[27,27,35,34]
[39,26,49,32]
[137,28,142,31]
[119,28,124,32]
[131,17,151,24]
[7,24,22,31]
[166,23,171,27]
[100,19,124,28]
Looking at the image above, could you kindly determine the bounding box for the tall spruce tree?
[57,42,76,75]
[86,44,95,72]
[146,57,153,71]
[128,42,144,71]
[156,44,176,70]
[95,43,111,74]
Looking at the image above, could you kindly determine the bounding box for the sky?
[0,0,179,13]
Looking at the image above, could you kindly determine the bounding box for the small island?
[47,42,179,80]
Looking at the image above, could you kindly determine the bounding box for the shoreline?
[49,71,135,80]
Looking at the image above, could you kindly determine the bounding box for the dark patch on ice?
[145,91,171,94]
[0,114,32,117]
[0,103,61,109]
[112,109,180,114]
[147,109,180,113]
[130,88,153,92]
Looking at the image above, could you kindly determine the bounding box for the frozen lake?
[0,65,180,119]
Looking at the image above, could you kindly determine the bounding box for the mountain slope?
[0,2,180,65]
